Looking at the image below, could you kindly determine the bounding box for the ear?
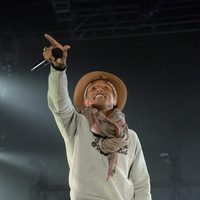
[113,97,117,106]
[84,98,89,107]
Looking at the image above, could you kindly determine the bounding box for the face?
[84,80,117,112]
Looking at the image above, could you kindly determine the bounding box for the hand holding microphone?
[31,33,71,71]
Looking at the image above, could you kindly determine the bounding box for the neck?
[100,109,113,117]
[91,104,114,117]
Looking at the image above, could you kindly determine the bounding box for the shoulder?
[127,129,142,149]
[128,129,139,141]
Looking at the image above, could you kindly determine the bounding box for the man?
[43,33,151,200]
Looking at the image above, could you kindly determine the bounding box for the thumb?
[62,45,71,59]
[63,45,71,51]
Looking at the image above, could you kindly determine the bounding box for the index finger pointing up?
[44,33,61,47]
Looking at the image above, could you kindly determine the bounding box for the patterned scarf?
[81,107,129,180]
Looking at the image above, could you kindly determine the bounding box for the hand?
[43,33,70,69]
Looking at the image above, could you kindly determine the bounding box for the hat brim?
[73,71,127,112]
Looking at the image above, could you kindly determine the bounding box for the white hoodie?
[48,67,151,200]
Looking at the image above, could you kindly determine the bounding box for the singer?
[44,33,151,200]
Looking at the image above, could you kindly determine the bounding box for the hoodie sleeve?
[130,134,152,200]
[47,66,81,143]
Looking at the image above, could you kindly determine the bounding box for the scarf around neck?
[81,106,129,180]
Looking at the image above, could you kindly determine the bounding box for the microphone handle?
[30,60,49,71]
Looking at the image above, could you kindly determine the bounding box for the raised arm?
[44,34,80,143]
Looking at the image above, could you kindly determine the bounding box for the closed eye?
[91,86,96,90]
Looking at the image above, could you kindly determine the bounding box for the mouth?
[94,94,105,100]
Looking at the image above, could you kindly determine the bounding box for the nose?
[96,87,103,93]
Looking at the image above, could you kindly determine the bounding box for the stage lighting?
[1,54,15,77]
[160,152,176,164]
[0,33,18,77]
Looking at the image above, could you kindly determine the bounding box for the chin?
[91,103,113,111]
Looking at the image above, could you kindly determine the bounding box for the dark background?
[0,0,200,200]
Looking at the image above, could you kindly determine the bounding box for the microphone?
[30,48,63,71]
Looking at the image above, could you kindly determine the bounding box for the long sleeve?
[129,135,151,200]
[47,66,81,143]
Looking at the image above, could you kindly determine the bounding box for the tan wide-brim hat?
[73,71,127,112]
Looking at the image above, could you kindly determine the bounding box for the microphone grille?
[52,48,63,59]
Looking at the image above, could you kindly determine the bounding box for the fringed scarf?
[81,107,129,180]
